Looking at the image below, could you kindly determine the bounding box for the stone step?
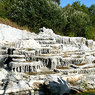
[12,58,26,62]
[0,50,7,51]
[9,61,41,66]
[13,50,19,55]
[9,61,35,66]
[0,50,7,53]
[39,67,50,72]
[9,55,25,58]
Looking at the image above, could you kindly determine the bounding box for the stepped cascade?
[0,25,94,75]
[0,24,95,95]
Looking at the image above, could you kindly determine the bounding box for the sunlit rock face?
[0,24,33,41]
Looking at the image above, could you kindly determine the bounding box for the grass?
[70,89,95,95]
[26,48,33,51]
[73,56,81,58]
[75,63,86,66]
[26,71,56,75]
[75,91,95,95]
[56,67,69,69]
[52,46,57,49]
[0,17,30,31]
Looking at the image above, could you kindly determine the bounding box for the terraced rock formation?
[0,24,95,94]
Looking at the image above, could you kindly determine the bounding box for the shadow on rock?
[39,77,70,95]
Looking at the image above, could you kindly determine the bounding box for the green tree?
[89,4,95,15]
[84,27,93,39]
[89,5,95,26]
[4,0,65,33]
[81,4,89,14]
[63,7,75,35]
[64,4,71,10]
[0,0,6,18]
[72,1,89,14]
[51,0,60,5]
[72,1,82,11]
[63,8,91,37]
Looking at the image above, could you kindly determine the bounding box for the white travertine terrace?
[0,24,95,74]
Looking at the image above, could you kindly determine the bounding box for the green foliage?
[89,4,95,15]
[72,1,89,14]
[81,80,90,90]
[63,6,91,37]
[84,27,93,39]
[0,0,95,39]
[81,4,89,14]
[72,1,82,11]
[68,32,75,37]
[89,5,95,26]
[91,27,95,40]
[69,11,91,37]
[0,1,6,18]
[51,0,60,5]
[4,0,65,33]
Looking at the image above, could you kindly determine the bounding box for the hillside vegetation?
[0,0,95,39]
[0,17,30,31]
